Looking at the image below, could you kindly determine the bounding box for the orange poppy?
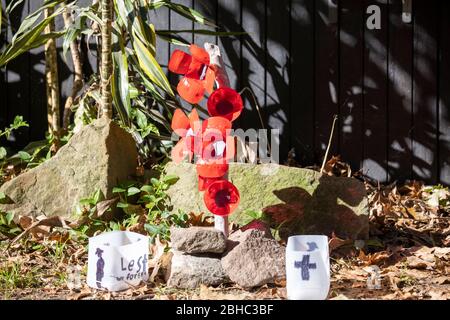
[169,44,215,104]
[170,108,202,163]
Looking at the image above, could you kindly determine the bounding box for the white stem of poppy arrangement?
[205,43,230,89]
[205,43,231,238]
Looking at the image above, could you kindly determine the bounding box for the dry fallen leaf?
[149,235,167,282]
[68,287,92,300]
[18,215,33,229]
[186,212,214,227]
[329,235,353,253]
[432,247,450,259]
[406,256,430,269]
[358,250,390,266]
[432,276,450,285]
[427,289,448,300]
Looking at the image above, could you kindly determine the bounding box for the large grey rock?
[166,250,228,289]
[170,227,227,254]
[221,229,285,288]
[165,162,369,239]
[0,118,137,220]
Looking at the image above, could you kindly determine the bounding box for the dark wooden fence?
[1,0,449,185]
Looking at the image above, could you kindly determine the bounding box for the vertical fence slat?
[193,0,217,111]
[239,1,266,133]
[193,0,217,47]
[339,0,364,174]
[363,0,389,182]
[29,0,46,142]
[55,3,70,116]
[150,2,170,75]
[149,0,170,119]
[169,0,195,55]
[387,0,413,182]
[266,0,290,160]
[80,0,98,76]
[290,0,315,165]
[169,0,195,113]
[314,0,340,163]
[5,0,30,147]
[217,0,241,90]
[439,0,450,185]
[412,0,439,183]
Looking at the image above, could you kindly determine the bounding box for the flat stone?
[166,251,228,289]
[221,229,285,288]
[0,118,137,220]
[165,162,369,239]
[170,227,227,254]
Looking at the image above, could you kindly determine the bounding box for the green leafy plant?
[1,130,72,185]
[72,189,110,238]
[0,211,21,238]
[0,116,29,161]
[0,0,68,67]
[112,172,186,242]
[69,170,185,242]
[77,189,105,216]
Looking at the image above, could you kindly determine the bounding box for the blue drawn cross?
[294,255,317,281]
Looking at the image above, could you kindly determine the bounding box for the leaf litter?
[1,156,450,299]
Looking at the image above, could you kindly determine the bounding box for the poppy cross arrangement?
[168,43,243,236]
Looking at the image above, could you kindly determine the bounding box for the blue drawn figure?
[306,242,318,252]
[294,255,317,281]
[95,248,105,288]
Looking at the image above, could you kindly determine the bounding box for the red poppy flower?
[198,175,223,191]
[207,87,243,121]
[169,44,215,104]
[171,108,202,163]
[204,180,240,216]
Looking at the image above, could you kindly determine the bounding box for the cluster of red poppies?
[168,44,243,217]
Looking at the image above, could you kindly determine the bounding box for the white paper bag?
[87,231,149,291]
[286,235,330,300]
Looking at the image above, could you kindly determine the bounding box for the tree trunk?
[100,0,113,119]
[62,4,84,131]
[44,7,60,149]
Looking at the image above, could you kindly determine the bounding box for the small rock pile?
[166,226,285,289]
[166,227,228,289]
